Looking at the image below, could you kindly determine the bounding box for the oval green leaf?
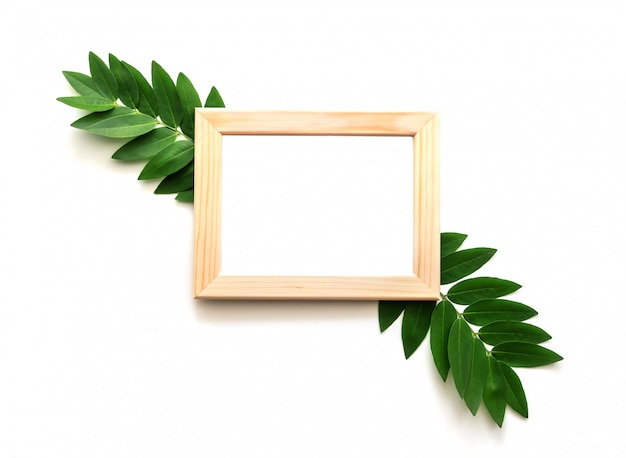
[478,321,551,346]
[378,301,406,333]
[401,301,436,359]
[441,247,497,285]
[463,299,538,326]
[448,318,474,398]
[429,299,457,381]
[56,96,117,112]
[177,72,202,139]
[122,61,158,117]
[152,61,183,128]
[483,356,506,427]
[464,335,488,415]
[498,362,528,418]
[62,71,100,97]
[447,277,522,305]
[441,232,467,258]
[492,342,563,368]
[155,163,194,194]
[112,128,178,161]
[175,189,194,202]
[205,86,225,108]
[71,107,157,138]
[109,54,139,109]
[89,51,118,101]
[138,140,194,180]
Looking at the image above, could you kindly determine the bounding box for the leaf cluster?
[379,233,562,427]
[58,52,226,202]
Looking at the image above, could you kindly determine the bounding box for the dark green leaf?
[464,336,488,415]
[122,61,158,117]
[463,299,538,326]
[492,342,563,368]
[152,61,183,128]
[112,128,178,161]
[138,140,194,180]
[441,232,467,258]
[379,301,406,333]
[483,356,506,427]
[499,362,528,418]
[448,318,474,398]
[401,301,436,359]
[441,248,497,284]
[71,107,157,138]
[175,189,194,202]
[478,321,551,346]
[177,72,202,139]
[56,96,117,112]
[155,162,194,194]
[109,54,139,109]
[62,71,100,97]
[429,299,457,381]
[204,86,225,107]
[447,277,521,305]
[89,51,118,100]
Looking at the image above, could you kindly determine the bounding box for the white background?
[1,0,625,456]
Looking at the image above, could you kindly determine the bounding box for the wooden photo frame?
[194,110,440,300]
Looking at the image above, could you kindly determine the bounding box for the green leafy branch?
[379,233,562,427]
[57,51,225,202]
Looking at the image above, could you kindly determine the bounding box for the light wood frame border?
[194,110,440,300]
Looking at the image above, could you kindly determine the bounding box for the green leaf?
[152,61,183,128]
[401,301,436,359]
[175,189,194,202]
[56,96,117,112]
[378,301,406,332]
[109,54,139,109]
[499,362,528,418]
[89,51,117,101]
[447,277,522,305]
[177,72,202,139]
[205,86,225,107]
[71,107,157,138]
[492,342,563,368]
[62,71,100,97]
[478,321,551,346]
[122,61,158,117]
[138,140,194,180]
[463,299,538,326]
[441,248,497,285]
[464,336,488,415]
[429,299,457,381]
[448,318,474,398]
[441,232,467,258]
[483,356,506,427]
[155,162,194,194]
[112,128,178,161]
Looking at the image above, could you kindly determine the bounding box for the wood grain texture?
[194,110,440,300]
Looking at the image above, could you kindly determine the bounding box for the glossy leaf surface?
[62,71,100,97]
[379,301,406,333]
[177,72,201,139]
[441,248,496,284]
[463,299,538,326]
[152,61,183,128]
[447,277,521,305]
[492,342,563,368]
[71,107,156,138]
[483,356,506,427]
[109,54,139,109]
[430,299,457,381]
[155,162,194,194]
[89,51,117,100]
[441,232,467,258]
[464,335,488,415]
[499,362,529,418]
[122,61,158,117]
[175,189,194,202]
[478,321,551,345]
[401,301,435,359]
[138,140,194,180]
[448,318,474,398]
[205,86,225,107]
[112,128,178,161]
[56,96,117,112]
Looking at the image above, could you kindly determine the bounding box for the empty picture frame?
[194,110,440,300]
